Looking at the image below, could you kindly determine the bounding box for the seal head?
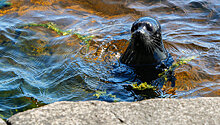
[120,17,172,83]
[120,17,168,66]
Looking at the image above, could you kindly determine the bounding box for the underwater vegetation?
[21,22,94,51]
[127,56,197,99]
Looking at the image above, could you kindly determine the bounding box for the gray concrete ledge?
[0,119,6,125]
[0,118,6,125]
[7,97,220,125]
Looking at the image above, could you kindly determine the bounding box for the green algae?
[22,22,94,51]
[0,96,45,120]
[132,82,157,91]
[158,56,197,79]
[93,90,120,102]
[92,56,197,100]
[130,56,197,92]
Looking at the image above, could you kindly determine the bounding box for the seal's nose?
[133,26,150,37]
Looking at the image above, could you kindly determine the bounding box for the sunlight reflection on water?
[0,0,219,119]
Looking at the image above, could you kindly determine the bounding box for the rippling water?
[0,0,219,119]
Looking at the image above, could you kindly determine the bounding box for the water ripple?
[0,0,219,119]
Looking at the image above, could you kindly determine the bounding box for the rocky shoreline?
[1,97,220,125]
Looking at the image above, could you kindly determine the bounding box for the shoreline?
[1,97,219,125]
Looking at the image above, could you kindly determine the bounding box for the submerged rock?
[7,97,220,125]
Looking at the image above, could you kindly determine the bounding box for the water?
[0,0,219,119]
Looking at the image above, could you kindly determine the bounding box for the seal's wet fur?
[120,17,173,84]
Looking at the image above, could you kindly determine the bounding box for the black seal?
[120,17,174,84]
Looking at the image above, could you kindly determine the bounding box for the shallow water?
[0,0,219,119]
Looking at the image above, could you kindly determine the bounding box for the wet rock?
[0,118,6,125]
[7,97,220,125]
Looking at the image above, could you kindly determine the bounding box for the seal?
[120,17,173,84]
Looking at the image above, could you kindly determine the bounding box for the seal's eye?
[145,23,153,32]
[131,23,141,33]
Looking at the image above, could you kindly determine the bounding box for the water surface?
[0,0,219,119]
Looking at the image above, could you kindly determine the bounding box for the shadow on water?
[0,0,219,119]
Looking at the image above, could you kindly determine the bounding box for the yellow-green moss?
[22,22,94,51]
[132,82,156,91]
[158,56,196,78]
[93,90,119,102]
[132,56,197,91]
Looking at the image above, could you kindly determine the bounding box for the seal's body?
[120,17,173,83]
